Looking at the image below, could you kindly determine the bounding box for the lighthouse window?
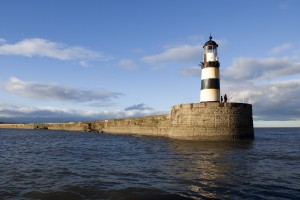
[206,45,217,53]
[207,46,213,53]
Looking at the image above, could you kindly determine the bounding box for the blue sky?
[0,0,300,127]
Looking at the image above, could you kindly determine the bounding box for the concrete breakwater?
[0,102,254,140]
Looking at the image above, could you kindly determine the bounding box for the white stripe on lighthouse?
[201,67,219,80]
[200,89,220,102]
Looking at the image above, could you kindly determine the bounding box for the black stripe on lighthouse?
[201,78,220,90]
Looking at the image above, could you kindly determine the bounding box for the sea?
[0,128,299,200]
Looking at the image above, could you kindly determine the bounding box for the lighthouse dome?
[203,35,218,48]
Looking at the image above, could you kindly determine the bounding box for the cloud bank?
[222,79,300,121]
[221,57,300,121]
[0,103,164,123]
[1,78,163,123]
[222,57,300,82]
[4,77,122,103]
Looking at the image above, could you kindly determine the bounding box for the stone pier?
[0,102,254,141]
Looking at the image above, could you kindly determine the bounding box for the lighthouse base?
[169,102,254,140]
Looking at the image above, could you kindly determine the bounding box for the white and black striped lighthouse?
[200,35,220,102]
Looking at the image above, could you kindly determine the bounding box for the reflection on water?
[0,128,299,199]
[168,140,254,199]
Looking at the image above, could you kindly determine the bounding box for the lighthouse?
[200,35,220,102]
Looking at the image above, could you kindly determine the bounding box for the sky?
[0,0,300,127]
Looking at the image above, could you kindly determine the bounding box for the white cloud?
[142,44,202,64]
[4,77,122,103]
[269,43,293,54]
[119,59,138,70]
[0,38,111,63]
[222,57,300,82]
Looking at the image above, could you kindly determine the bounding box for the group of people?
[220,94,227,103]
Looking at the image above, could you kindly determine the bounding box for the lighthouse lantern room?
[200,35,220,102]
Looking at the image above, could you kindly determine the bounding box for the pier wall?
[169,103,254,140]
[0,103,254,140]
[98,114,170,137]
[0,122,91,132]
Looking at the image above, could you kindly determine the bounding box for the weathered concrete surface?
[0,103,254,141]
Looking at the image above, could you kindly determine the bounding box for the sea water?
[0,128,299,199]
